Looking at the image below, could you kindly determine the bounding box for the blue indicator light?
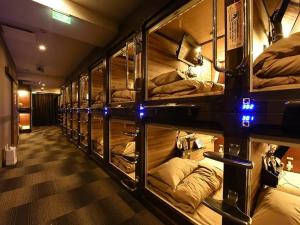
[104,106,109,116]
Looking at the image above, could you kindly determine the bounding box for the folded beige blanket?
[149,80,224,97]
[253,75,300,89]
[254,32,300,82]
[112,154,136,174]
[111,142,135,155]
[112,90,135,100]
[148,157,223,213]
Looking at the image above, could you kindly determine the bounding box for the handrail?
[213,0,249,74]
[204,151,253,169]
[203,190,252,225]
[120,179,137,192]
[126,42,135,91]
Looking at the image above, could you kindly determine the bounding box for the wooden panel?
[72,113,78,130]
[91,66,105,101]
[80,112,88,135]
[249,142,269,212]
[91,115,103,141]
[158,0,225,44]
[110,120,136,147]
[147,33,188,80]
[72,82,78,104]
[146,125,178,170]
[80,75,89,105]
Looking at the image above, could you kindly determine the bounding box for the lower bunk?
[145,124,225,225]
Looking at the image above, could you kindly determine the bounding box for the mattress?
[149,90,224,100]
[252,187,300,225]
[147,157,223,225]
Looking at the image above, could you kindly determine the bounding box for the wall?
[0,33,17,166]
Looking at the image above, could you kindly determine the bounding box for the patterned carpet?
[0,126,164,225]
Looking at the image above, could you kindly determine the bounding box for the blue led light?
[139,104,145,119]
[104,106,108,116]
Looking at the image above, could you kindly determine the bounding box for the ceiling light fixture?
[39,44,46,51]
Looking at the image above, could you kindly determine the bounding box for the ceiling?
[0,0,143,93]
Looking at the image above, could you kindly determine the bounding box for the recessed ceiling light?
[41,83,45,87]
[41,87,45,91]
[39,45,46,51]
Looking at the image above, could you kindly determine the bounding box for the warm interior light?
[39,45,46,51]
[41,87,45,91]
[18,90,29,97]
[195,46,202,54]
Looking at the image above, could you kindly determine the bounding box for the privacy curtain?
[32,94,58,126]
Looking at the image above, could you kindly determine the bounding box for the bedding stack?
[111,142,136,173]
[253,32,300,89]
[111,90,135,103]
[148,157,223,225]
[148,71,224,99]
[91,92,104,108]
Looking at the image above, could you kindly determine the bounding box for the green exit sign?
[52,10,71,24]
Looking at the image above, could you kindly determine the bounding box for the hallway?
[0,126,164,225]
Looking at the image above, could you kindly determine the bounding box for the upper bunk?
[144,0,225,106]
[91,61,106,110]
[108,36,142,110]
[71,80,79,110]
[65,85,71,109]
[79,73,89,110]
[250,0,300,95]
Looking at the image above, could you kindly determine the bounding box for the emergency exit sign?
[52,10,71,24]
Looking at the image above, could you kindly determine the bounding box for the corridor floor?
[0,126,164,225]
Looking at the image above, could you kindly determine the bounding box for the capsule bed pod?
[250,0,300,93]
[90,62,106,159]
[144,0,225,106]
[109,119,139,191]
[78,73,89,151]
[91,62,105,109]
[109,35,142,109]
[144,124,226,225]
[249,136,300,225]
[71,80,79,144]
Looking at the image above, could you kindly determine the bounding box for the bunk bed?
[110,120,137,179]
[110,44,136,104]
[252,0,300,92]
[146,125,225,225]
[145,0,225,103]
[250,140,300,225]
[91,63,105,109]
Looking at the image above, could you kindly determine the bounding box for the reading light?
[39,45,46,51]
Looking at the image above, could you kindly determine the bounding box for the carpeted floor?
[0,126,164,225]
